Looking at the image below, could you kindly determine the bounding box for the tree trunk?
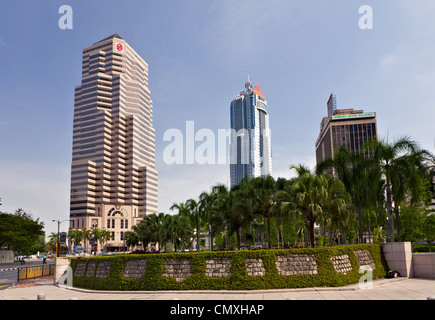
[341,232,346,245]
[309,219,315,248]
[266,212,272,249]
[356,202,363,244]
[394,204,401,239]
[386,185,395,242]
[196,220,200,251]
[209,225,213,251]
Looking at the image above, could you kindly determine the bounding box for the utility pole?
[52,219,69,257]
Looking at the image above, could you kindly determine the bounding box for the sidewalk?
[1,277,434,300]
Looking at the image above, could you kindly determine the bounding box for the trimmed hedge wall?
[69,244,387,291]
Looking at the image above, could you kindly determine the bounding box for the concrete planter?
[412,253,435,280]
[0,250,14,264]
[382,242,413,277]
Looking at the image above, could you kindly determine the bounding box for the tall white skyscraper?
[230,78,272,186]
[69,34,158,251]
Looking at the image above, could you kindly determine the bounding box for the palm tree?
[170,202,195,250]
[425,150,435,191]
[213,183,253,249]
[170,202,189,216]
[316,145,377,243]
[174,213,195,251]
[68,229,83,251]
[161,214,175,251]
[198,189,222,251]
[281,170,320,247]
[99,229,112,252]
[208,184,229,249]
[363,136,426,242]
[250,175,277,249]
[81,227,91,254]
[234,178,259,247]
[280,166,352,247]
[90,227,101,255]
[147,213,166,250]
[47,232,58,253]
[322,174,355,244]
[124,230,139,250]
[212,184,234,247]
[132,220,152,251]
[185,199,203,251]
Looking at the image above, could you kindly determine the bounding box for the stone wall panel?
[163,258,192,282]
[206,258,232,278]
[330,254,352,274]
[275,254,318,276]
[246,258,266,276]
[124,259,147,278]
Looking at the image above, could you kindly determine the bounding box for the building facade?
[230,79,272,186]
[69,34,158,252]
[315,94,377,174]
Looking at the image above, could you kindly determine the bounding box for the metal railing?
[17,264,55,281]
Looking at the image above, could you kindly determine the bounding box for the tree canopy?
[0,209,45,254]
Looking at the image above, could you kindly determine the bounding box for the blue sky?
[1,0,435,238]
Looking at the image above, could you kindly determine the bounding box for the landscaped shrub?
[69,244,387,291]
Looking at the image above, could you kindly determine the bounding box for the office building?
[230,78,272,186]
[69,34,158,251]
[315,93,377,174]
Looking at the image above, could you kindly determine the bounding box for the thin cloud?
[157,163,228,213]
[380,52,399,66]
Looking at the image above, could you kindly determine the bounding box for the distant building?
[430,171,435,214]
[230,78,272,186]
[69,34,158,252]
[315,94,377,174]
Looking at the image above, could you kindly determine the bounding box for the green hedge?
[70,244,387,291]
[412,243,433,253]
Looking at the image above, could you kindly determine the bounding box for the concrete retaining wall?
[382,242,435,279]
[54,257,71,284]
[0,250,14,264]
[412,253,435,280]
[382,242,413,277]
[70,244,388,291]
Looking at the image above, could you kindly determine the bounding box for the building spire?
[245,74,253,91]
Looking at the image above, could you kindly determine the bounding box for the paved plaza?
[1,276,434,300]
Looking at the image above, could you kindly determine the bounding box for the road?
[0,261,55,290]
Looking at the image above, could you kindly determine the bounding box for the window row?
[107,218,129,229]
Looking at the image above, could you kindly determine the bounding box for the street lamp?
[92,222,98,256]
[52,219,69,257]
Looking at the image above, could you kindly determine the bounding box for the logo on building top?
[115,43,124,52]
[253,83,264,99]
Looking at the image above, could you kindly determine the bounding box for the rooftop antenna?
[245,73,253,91]
[327,93,337,117]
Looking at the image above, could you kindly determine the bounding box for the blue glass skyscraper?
[230,78,272,186]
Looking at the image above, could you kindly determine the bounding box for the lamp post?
[92,222,97,256]
[52,219,69,257]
